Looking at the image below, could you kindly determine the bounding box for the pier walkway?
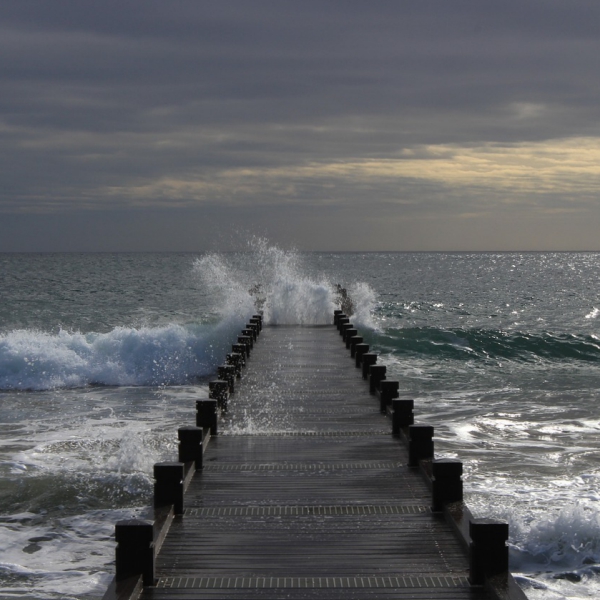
[105,322,526,600]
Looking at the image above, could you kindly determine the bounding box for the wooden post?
[178,426,203,469]
[245,324,258,341]
[369,364,386,393]
[333,309,343,325]
[408,424,434,466]
[115,520,155,586]
[361,353,377,379]
[392,399,414,434]
[337,317,349,332]
[241,330,255,348]
[355,343,369,367]
[349,336,363,357]
[217,365,236,393]
[154,462,184,514]
[432,458,463,511]
[232,344,247,366]
[196,399,218,435]
[341,323,354,339]
[469,519,509,585]
[379,380,399,413]
[237,336,252,357]
[209,380,230,412]
[250,317,262,332]
[226,352,243,377]
[344,328,358,348]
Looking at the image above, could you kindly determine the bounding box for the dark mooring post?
[355,343,369,367]
[431,458,463,511]
[209,379,230,412]
[154,462,184,515]
[217,365,236,393]
[232,344,247,367]
[196,399,218,435]
[337,316,349,332]
[244,325,257,342]
[241,330,254,348]
[226,352,243,377]
[237,336,252,357]
[334,309,343,325]
[379,380,399,413]
[115,520,155,586]
[250,317,262,333]
[349,336,363,357]
[362,353,377,379]
[469,519,509,585]
[344,329,358,348]
[341,323,354,340]
[369,364,386,393]
[408,424,434,466]
[178,426,203,470]
[392,398,414,434]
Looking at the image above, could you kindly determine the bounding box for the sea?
[2,243,600,599]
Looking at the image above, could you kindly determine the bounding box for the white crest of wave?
[0,324,219,390]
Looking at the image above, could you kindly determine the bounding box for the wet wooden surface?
[141,325,491,599]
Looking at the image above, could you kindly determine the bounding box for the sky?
[1,0,600,251]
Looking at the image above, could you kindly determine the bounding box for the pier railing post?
[217,365,236,392]
[232,344,247,366]
[154,462,185,515]
[392,399,414,434]
[349,336,363,357]
[226,352,243,377]
[209,380,230,412]
[368,364,386,393]
[469,519,509,585]
[355,344,369,367]
[178,426,203,469]
[196,399,218,435]
[115,520,155,586]
[431,458,463,511]
[344,328,358,346]
[408,424,434,466]
[337,317,349,331]
[362,353,377,379]
[237,336,252,357]
[379,380,399,413]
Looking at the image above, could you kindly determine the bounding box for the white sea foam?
[0,324,222,390]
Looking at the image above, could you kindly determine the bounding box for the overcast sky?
[1,1,600,251]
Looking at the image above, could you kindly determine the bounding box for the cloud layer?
[2,1,600,250]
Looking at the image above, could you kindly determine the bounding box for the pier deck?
[139,325,493,599]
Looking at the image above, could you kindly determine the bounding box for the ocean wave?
[377,327,600,362]
[0,321,241,391]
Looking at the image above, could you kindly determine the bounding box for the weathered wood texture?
[141,326,492,599]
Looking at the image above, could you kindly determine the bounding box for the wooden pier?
[103,314,527,600]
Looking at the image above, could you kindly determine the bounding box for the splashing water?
[193,238,376,327]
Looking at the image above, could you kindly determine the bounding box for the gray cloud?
[1,1,600,250]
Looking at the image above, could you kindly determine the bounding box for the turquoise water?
[2,248,600,599]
